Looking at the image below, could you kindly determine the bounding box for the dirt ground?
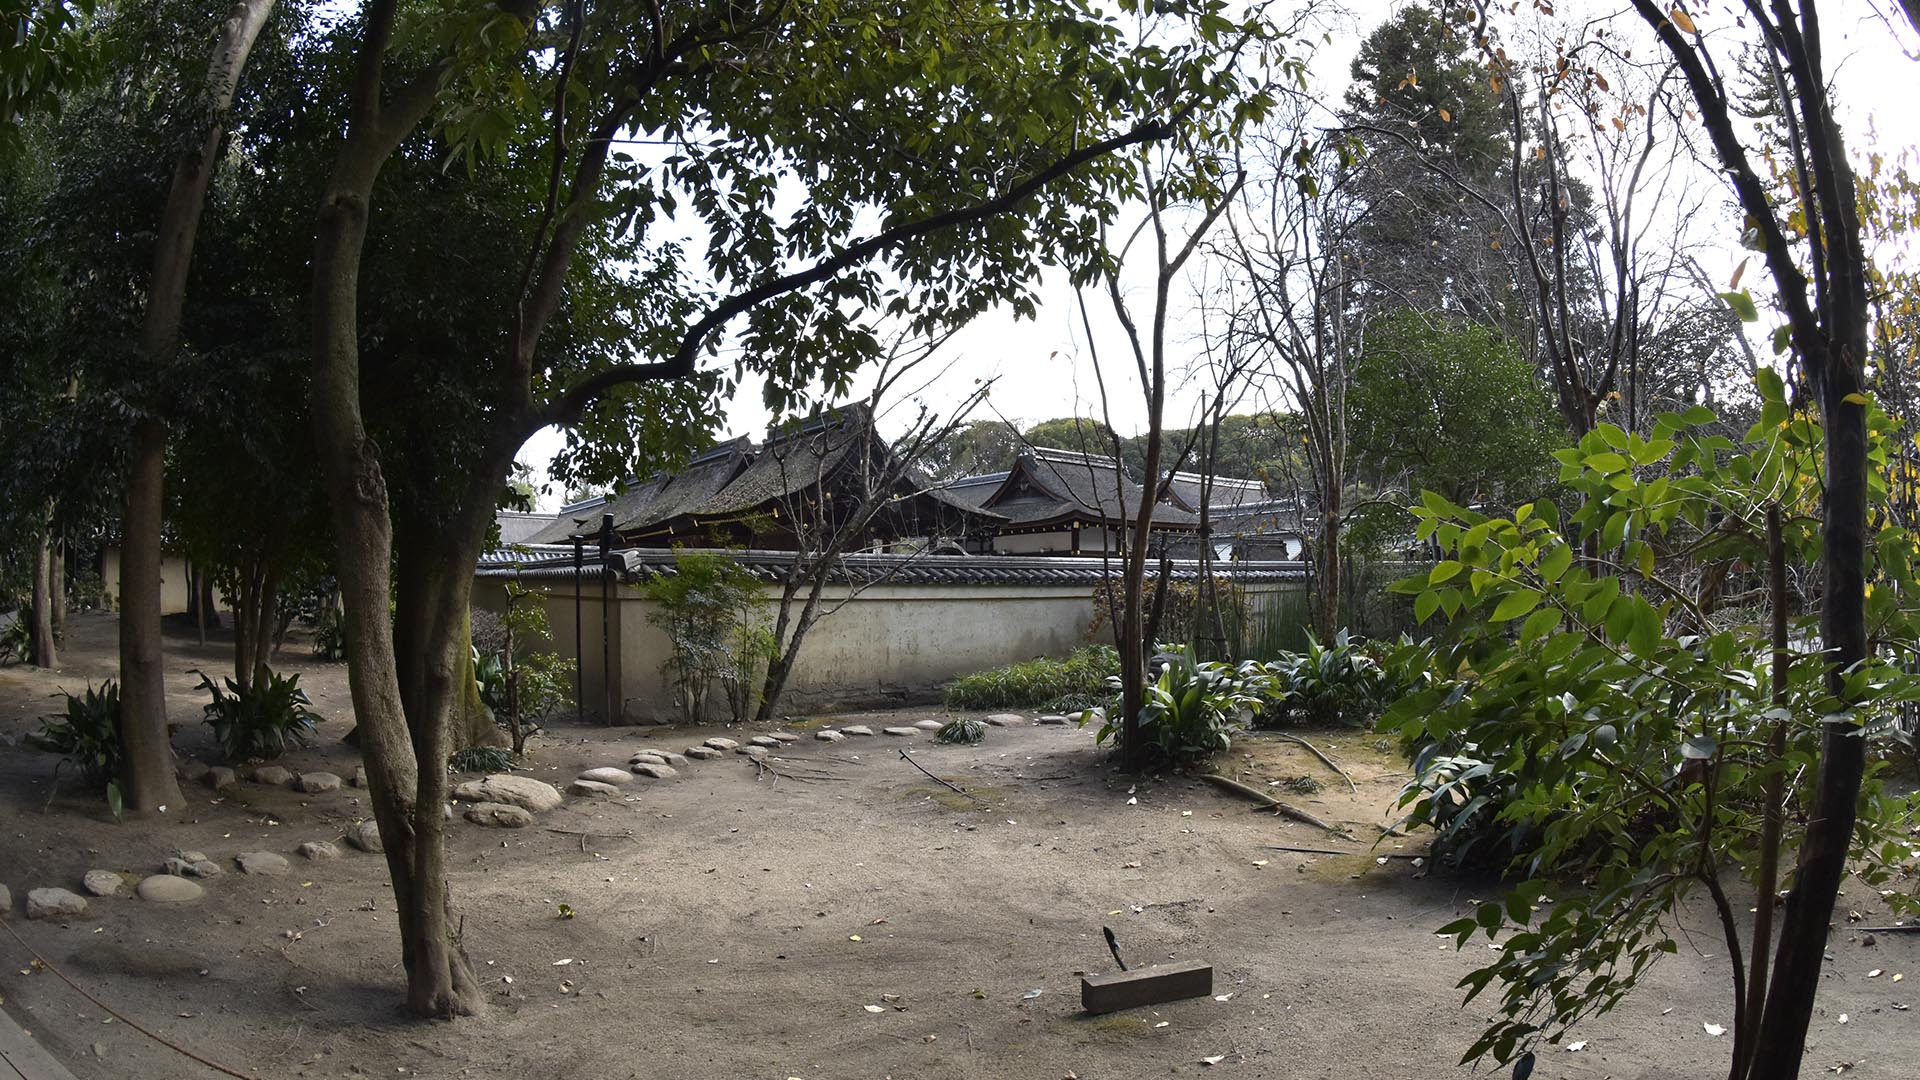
[0,612,1916,1080]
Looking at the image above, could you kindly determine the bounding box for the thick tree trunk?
[29,529,56,668]
[118,0,276,812]
[117,420,179,809]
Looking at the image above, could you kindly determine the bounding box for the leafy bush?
[37,681,123,791]
[0,616,29,664]
[197,668,316,762]
[942,645,1120,711]
[642,550,771,724]
[450,745,516,773]
[1087,645,1266,765]
[312,606,346,661]
[1255,629,1391,728]
[936,716,985,745]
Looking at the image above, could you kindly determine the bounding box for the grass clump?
[936,717,986,745]
[449,745,517,773]
[942,645,1120,712]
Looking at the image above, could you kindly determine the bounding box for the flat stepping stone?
[814,730,845,742]
[163,857,221,878]
[235,851,289,876]
[840,725,874,737]
[627,753,667,766]
[350,765,369,788]
[82,871,124,897]
[913,719,944,732]
[631,746,677,759]
[655,751,690,767]
[297,841,341,860]
[630,762,679,779]
[178,760,211,783]
[205,766,238,791]
[577,767,632,786]
[26,888,88,920]
[736,745,769,759]
[296,771,343,793]
[348,820,384,853]
[136,875,203,903]
[748,735,781,747]
[1037,714,1071,725]
[768,732,801,743]
[568,779,622,797]
[883,726,921,737]
[703,737,739,750]
[684,746,722,760]
[451,774,563,813]
[986,713,1025,726]
[249,765,293,786]
[464,802,533,828]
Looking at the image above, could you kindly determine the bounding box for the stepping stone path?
[628,753,667,766]
[136,875,202,903]
[296,771,343,794]
[913,719,944,732]
[250,765,292,786]
[451,774,564,813]
[235,851,290,876]
[768,732,801,743]
[348,820,384,853]
[568,779,622,797]
[577,767,632,786]
[630,762,678,779]
[986,713,1025,726]
[883,726,921,737]
[297,841,341,861]
[704,738,739,751]
[840,725,874,737]
[464,802,533,828]
[814,730,845,742]
[748,735,781,747]
[82,871,123,897]
[1037,714,1071,725]
[26,888,88,920]
[737,745,769,759]
[684,746,722,760]
[205,767,238,791]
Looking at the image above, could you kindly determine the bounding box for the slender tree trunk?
[452,613,504,751]
[29,529,56,669]
[191,563,208,646]
[118,0,276,812]
[49,540,64,644]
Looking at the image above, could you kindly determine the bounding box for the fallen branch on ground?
[1262,845,1428,860]
[898,748,984,802]
[1270,732,1358,793]
[1201,773,1346,835]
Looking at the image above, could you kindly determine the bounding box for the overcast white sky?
[517,1,1920,510]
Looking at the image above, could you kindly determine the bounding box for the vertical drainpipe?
[572,534,584,727]
[599,512,615,726]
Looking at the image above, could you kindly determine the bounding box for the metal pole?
[599,512,614,727]
[572,535,584,727]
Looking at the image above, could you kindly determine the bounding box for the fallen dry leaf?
[864,1005,885,1013]
[1704,1022,1727,1037]
[1200,1055,1226,1066]
[1566,1041,1587,1052]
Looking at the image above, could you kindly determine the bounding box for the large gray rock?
[297,841,341,861]
[464,802,533,828]
[840,725,875,737]
[249,765,292,786]
[82,871,124,898]
[684,746,722,760]
[567,779,621,797]
[177,760,211,783]
[631,746,677,760]
[205,766,238,791]
[883,726,921,737]
[347,820,384,853]
[0,883,11,917]
[577,767,632,786]
[736,745,769,760]
[913,719,944,732]
[814,730,845,742]
[136,875,203,903]
[703,737,739,751]
[25,887,88,920]
[985,713,1025,727]
[748,735,780,747]
[235,851,290,876]
[163,857,222,879]
[768,732,801,743]
[630,762,678,779]
[295,771,343,794]
[451,774,563,813]
[626,753,667,766]
[1036,714,1071,725]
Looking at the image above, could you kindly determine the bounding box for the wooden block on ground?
[1080,961,1213,1014]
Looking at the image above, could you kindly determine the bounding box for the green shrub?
[197,668,316,762]
[936,716,985,745]
[450,745,516,773]
[1087,645,1267,766]
[641,550,770,724]
[37,681,123,792]
[942,645,1120,711]
[0,617,29,664]
[1255,629,1392,728]
[312,606,347,661]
